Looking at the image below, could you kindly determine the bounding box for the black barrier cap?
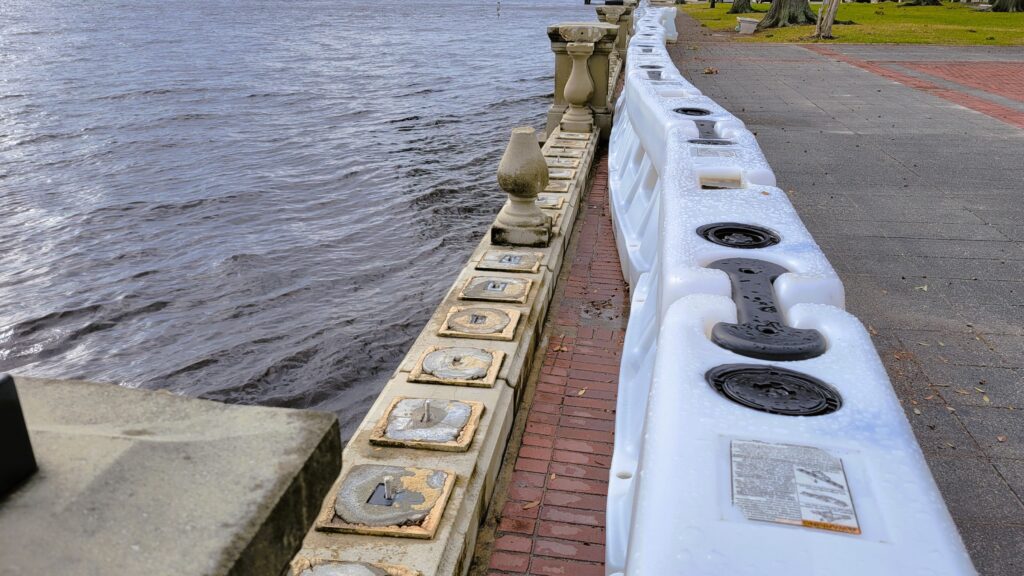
[706,364,842,416]
[697,222,781,249]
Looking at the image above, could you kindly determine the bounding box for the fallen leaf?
[946,406,957,413]
[918,342,929,347]
[955,389,970,395]
[702,66,718,75]
[913,408,922,415]
[974,387,985,393]
[577,388,587,396]
[522,500,541,510]
[914,285,929,291]
[997,435,1008,443]
[924,395,934,400]
[945,442,955,448]
[550,473,557,480]
[983,395,991,403]
[938,341,946,347]
[868,325,878,336]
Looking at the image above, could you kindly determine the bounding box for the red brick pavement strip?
[805,46,1024,129]
[487,152,628,576]
[900,61,1024,104]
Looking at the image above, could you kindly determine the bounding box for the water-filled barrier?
[605,3,975,575]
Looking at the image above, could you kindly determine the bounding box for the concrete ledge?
[0,376,341,576]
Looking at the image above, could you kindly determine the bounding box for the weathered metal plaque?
[548,168,575,180]
[545,147,584,158]
[476,249,543,273]
[409,345,504,387]
[370,397,484,451]
[545,156,579,169]
[552,139,588,149]
[557,131,590,141]
[459,276,532,304]
[292,558,420,576]
[438,306,521,341]
[316,464,455,539]
[544,180,571,193]
[536,194,565,210]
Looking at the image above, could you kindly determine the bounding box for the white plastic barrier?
[605,3,974,575]
[616,297,976,576]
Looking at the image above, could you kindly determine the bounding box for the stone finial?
[491,127,552,247]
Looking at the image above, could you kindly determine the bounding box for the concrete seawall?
[289,8,636,576]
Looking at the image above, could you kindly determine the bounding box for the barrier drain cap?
[460,276,532,303]
[439,306,520,341]
[674,107,712,116]
[477,249,543,273]
[707,364,842,416]
[317,464,455,538]
[689,138,735,146]
[698,222,781,249]
[370,397,484,451]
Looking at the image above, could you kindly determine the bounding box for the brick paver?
[482,154,628,576]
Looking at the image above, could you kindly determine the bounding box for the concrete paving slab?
[0,376,341,576]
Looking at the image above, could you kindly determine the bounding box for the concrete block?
[1,376,341,576]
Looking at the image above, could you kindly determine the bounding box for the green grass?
[680,2,1024,45]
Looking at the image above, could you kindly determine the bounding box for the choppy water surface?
[0,0,592,437]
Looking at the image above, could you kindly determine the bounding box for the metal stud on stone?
[438,306,521,341]
[410,345,504,387]
[316,464,455,539]
[370,397,484,451]
[491,127,552,247]
[459,275,532,303]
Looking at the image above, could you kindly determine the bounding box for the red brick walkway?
[805,46,1024,129]
[486,153,628,576]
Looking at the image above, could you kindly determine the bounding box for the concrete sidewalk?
[670,16,1024,576]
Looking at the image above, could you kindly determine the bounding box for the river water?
[0,0,593,437]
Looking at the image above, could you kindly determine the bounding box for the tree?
[992,0,1024,12]
[756,0,817,29]
[729,0,757,14]
[899,0,942,6]
[813,0,842,38]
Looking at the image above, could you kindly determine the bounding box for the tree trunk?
[992,0,1024,12]
[729,0,756,14]
[814,0,842,38]
[756,0,817,29]
[899,0,942,6]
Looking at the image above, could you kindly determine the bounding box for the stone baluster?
[491,127,551,247]
[547,23,618,137]
[561,39,595,134]
[595,6,630,55]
